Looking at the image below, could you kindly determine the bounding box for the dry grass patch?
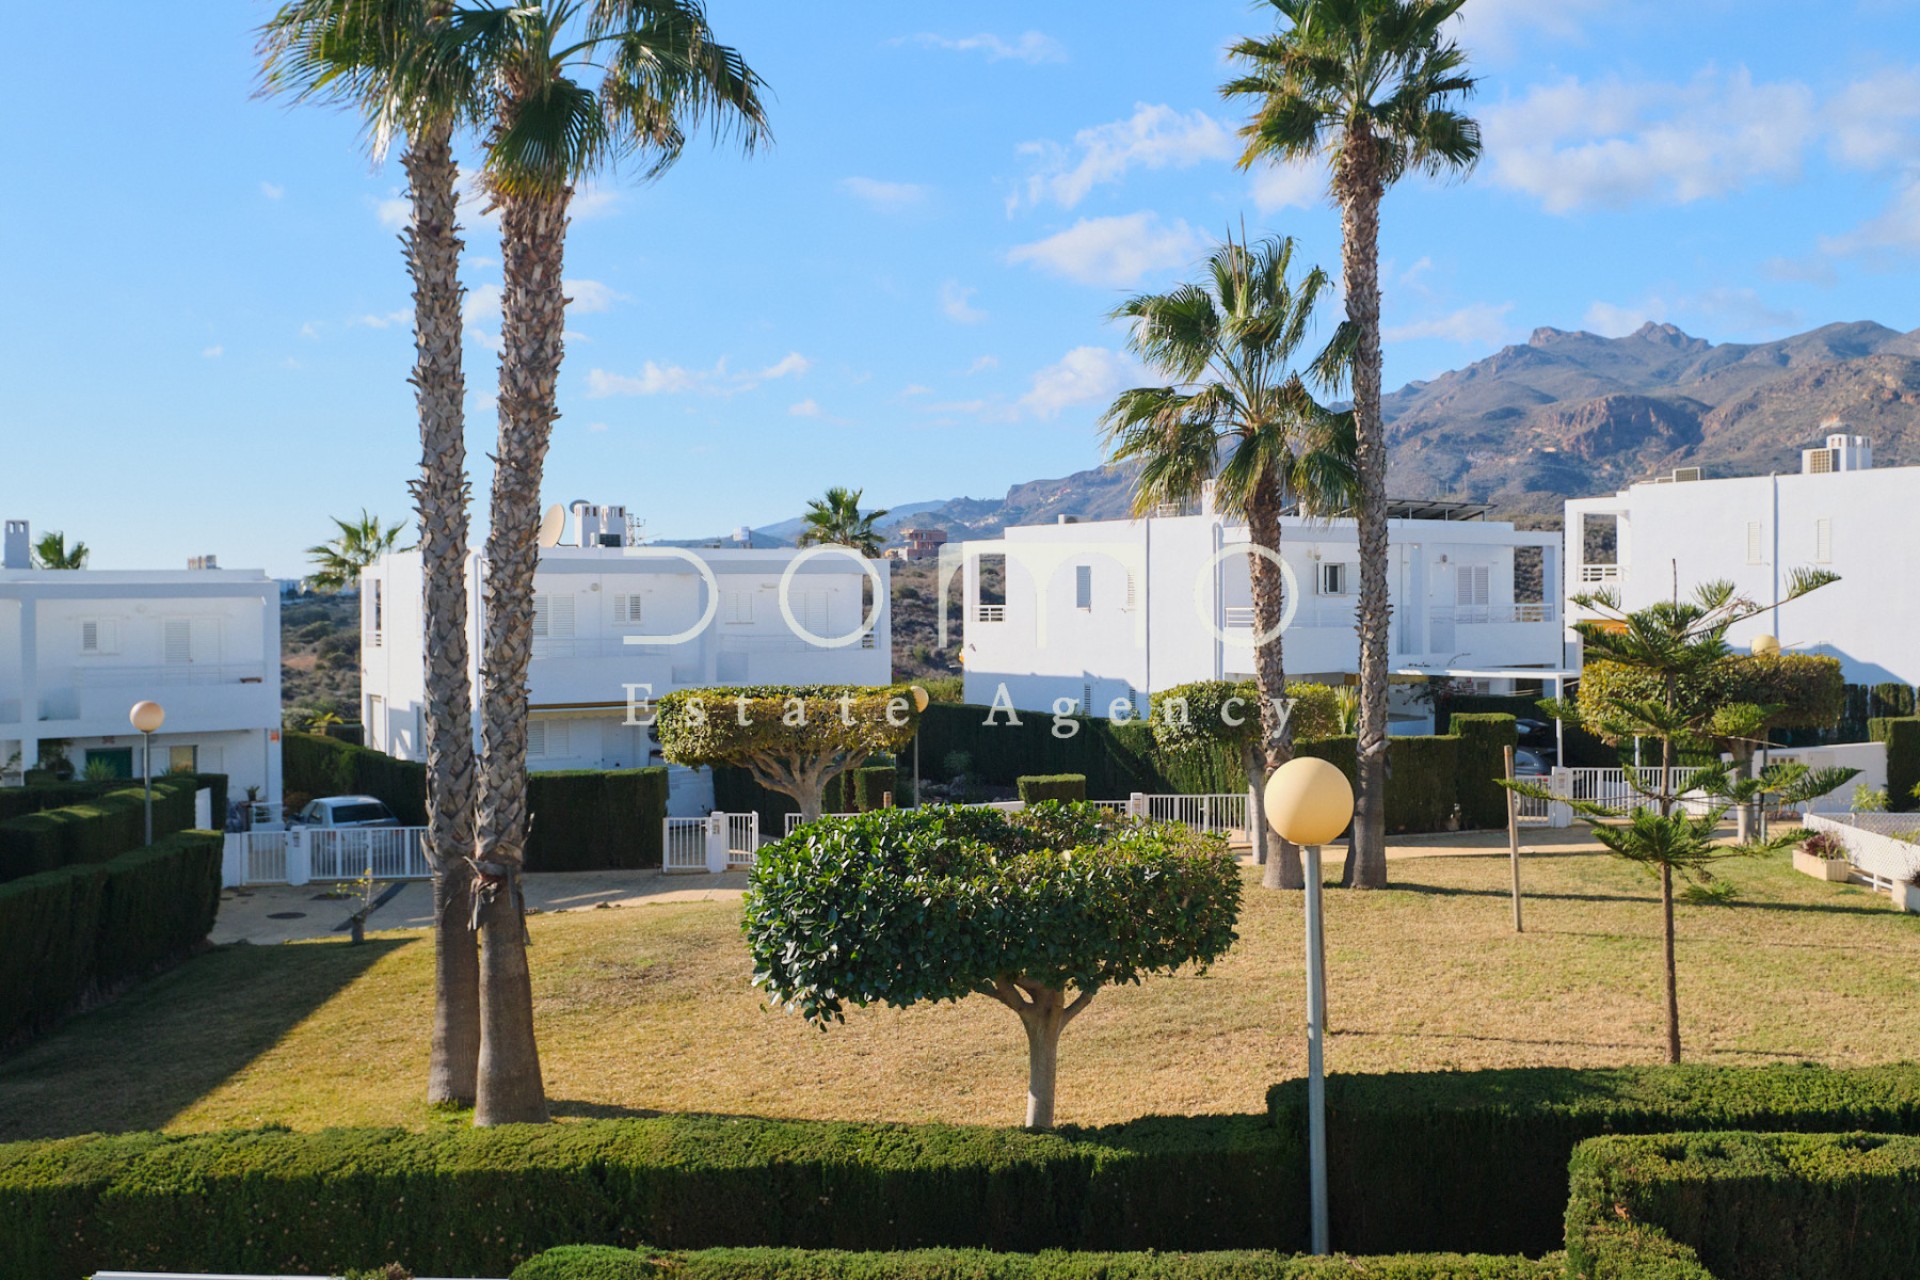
[1,846,1915,1141]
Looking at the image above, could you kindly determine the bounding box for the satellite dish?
[537,504,567,548]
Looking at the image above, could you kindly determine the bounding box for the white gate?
[662,811,760,873]
[664,817,709,872]
[223,827,429,887]
[1144,793,1248,837]
[727,812,760,868]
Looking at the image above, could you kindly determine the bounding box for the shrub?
[1580,654,1847,737]
[1564,1223,1716,1280]
[0,777,200,882]
[1566,1131,1920,1280]
[1449,714,1518,831]
[1879,719,1920,814]
[853,763,898,811]
[1017,774,1088,804]
[1798,830,1847,861]
[0,1113,1296,1279]
[1266,1063,1920,1256]
[526,769,669,871]
[283,731,428,824]
[0,830,221,1047]
[515,1246,661,1280]
[1292,737,1458,835]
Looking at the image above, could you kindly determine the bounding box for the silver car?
[293,795,400,828]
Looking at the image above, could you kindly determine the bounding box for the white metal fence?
[663,811,762,873]
[1145,792,1248,836]
[223,827,429,887]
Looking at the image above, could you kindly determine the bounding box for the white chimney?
[3,520,28,570]
[1801,429,1873,475]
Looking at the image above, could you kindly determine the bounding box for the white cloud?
[1007,212,1201,287]
[572,184,621,219]
[1250,159,1324,213]
[1384,302,1516,346]
[201,345,223,359]
[1454,0,1611,60]
[463,282,504,352]
[374,195,409,230]
[1584,287,1799,339]
[902,384,934,397]
[968,355,999,375]
[587,351,812,398]
[1762,255,1837,287]
[841,177,931,212]
[1826,67,1920,171]
[1822,177,1920,257]
[1482,68,1817,213]
[261,181,285,200]
[789,399,822,418]
[299,322,322,340]
[1015,104,1234,210]
[565,278,620,314]
[588,421,610,433]
[902,31,1065,65]
[1018,346,1139,419]
[941,281,988,324]
[352,309,413,329]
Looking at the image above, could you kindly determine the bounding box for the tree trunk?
[1021,988,1068,1130]
[471,182,570,1126]
[1661,863,1681,1064]
[404,118,480,1110]
[1246,479,1303,891]
[1336,133,1390,890]
[1242,742,1269,866]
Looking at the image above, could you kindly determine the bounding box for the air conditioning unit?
[1671,467,1703,483]
[1805,449,1837,475]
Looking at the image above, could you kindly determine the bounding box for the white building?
[954,495,1564,731]
[0,520,283,800]
[360,503,892,814]
[1564,431,1920,686]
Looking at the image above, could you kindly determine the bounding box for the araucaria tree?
[1514,572,1855,1064]
[1105,233,1355,890]
[1151,679,1341,888]
[261,0,486,1109]
[1226,0,1481,888]
[655,685,919,822]
[796,486,890,557]
[745,803,1242,1128]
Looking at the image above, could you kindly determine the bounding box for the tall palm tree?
[260,0,487,1109]
[1104,233,1356,891]
[1225,0,1479,889]
[304,510,410,592]
[796,486,890,557]
[31,531,89,570]
[447,0,769,1125]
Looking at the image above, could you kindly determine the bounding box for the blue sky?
[3,0,1917,576]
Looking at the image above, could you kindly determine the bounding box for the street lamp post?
[129,700,167,845]
[1263,756,1356,1257]
[909,685,931,807]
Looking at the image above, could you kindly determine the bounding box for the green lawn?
[2,845,1916,1140]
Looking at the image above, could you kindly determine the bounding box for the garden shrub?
[0,830,221,1047]
[0,777,201,882]
[283,731,428,824]
[1448,714,1518,830]
[0,1113,1295,1279]
[1017,774,1088,804]
[526,769,669,871]
[1874,718,1920,813]
[512,1245,1563,1280]
[853,763,898,810]
[1266,1063,1920,1256]
[1564,1223,1716,1280]
[1292,737,1458,835]
[1566,1131,1920,1280]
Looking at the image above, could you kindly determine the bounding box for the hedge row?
[284,732,669,869]
[1867,718,1920,813]
[1268,1063,1920,1256]
[0,776,203,882]
[0,830,222,1048]
[512,1244,1561,1280]
[1566,1131,1920,1280]
[1292,735,1459,836]
[1450,715,1519,830]
[0,1113,1293,1279]
[1019,774,1089,804]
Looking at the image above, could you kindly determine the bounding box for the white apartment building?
[360,502,892,814]
[1564,431,1920,686]
[955,494,1564,730]
[0,520,283,799]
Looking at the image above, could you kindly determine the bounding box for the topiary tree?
[1150,679,1340,888]
[744,803,1242,1128]
[656,685,920,822]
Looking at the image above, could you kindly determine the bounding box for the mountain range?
[681,319,1920,544]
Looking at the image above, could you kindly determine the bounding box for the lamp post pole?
[129,701,166,845]
[1303,840,1329,1255]
[909,685,930,808]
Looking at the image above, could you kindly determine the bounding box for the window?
[791,590,829,636]
[611,593,644,625]
[723,590,754,624]
[78,618,120,655]
[85,747,133,779]
[1081,681,1092,713]
[527,720,571,758]
[1815,517,1833,564]
[165,745,197,774]
[163,618,192,665]
[1074,564,1093,610]
[371,580,384,644]
[1318,562,1349,596]
[1746,522,1764,565]
[1455,565,1490,607]
[1124,572,1137,609]
[532,593,576,640]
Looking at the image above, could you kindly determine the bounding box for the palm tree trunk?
[1337,134,1390,890]
[1241,741,1269,866]
[1246,480,1304,890]
[471,183,571,1126]
[403,118,481,1110]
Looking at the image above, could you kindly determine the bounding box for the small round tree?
[743,803,1243,1128]
[1151,679,1341,890]
[656,684,919,821]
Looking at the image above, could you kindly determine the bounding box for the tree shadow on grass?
[0,938,409,1143]
[1388,881,1895,918]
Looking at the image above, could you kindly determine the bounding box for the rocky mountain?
[686,319,1920,544]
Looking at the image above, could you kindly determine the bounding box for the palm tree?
[796,486,891,557]
[450,0,769,1125]
[1104,232,1356,891]
[31,531,89,569]
[261,0,488,1111]
[304,511,409,592]
[1225,0,1480,889]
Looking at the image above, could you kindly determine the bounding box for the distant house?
[888,526,949,563]
[955,491,1565,732]
[1564,429,1920,686]
[0,519,283,797]
[360,501,892,815]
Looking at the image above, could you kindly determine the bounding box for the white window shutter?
[1815,518,1833,564]
[163,619,192,665]
[1746,522,1764,565]
[81,621,100,652]
[527,721,547,757]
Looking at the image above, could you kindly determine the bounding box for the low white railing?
[664,817,710,872]
[1145,792,1248,836]
[223,827,430,887]
[1434,602,1557,626]
[73,662,268,687]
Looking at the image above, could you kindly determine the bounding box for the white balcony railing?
[71,662,267,688]
[1435,603,1558,626]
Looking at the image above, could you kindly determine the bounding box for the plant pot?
[1792,849,1852,883]
[1892,880,1920,914]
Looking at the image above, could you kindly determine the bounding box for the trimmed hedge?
[1566,1131,1920,1280]
[283,730,428,825]
[1018,774,1088,804]
[0,776,201,882]
[1267,1063,1920,1256]
[1873,718,1920,813]
[1565,1223,1716,1280]
[853,763,898,811]
[513,1245,1562,1280]
[1293,736,1459,835]
[0,1113,1296,1279]
[0,830,221,1048]
[1449,714,1518,831]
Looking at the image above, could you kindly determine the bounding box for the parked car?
[1513,748,1553,778]
[292,795,400,828]
[1514,717,1555,745]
